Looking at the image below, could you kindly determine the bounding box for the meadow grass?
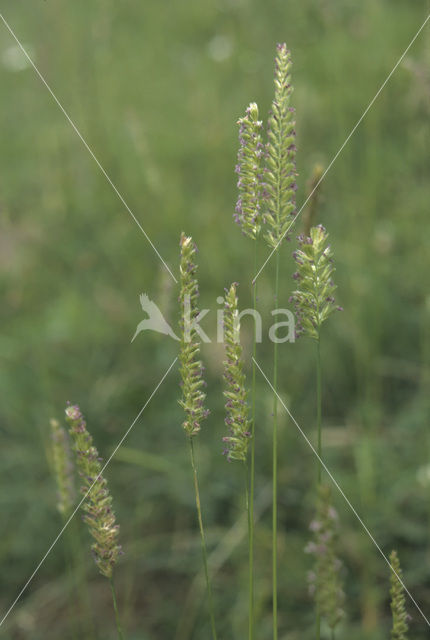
[0,1,429,637]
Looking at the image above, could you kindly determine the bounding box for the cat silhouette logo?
[131,294,179,342]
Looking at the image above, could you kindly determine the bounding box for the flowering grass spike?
[234,103,264,239]
[305,484,345,635]
[65,403,122,579]
[222,283,250,462]
[179,232,209,437]
[389,550,409,640]
[264,43,297,249]
[50,418,76,516]
[291,225,341,340]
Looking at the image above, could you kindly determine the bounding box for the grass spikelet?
[264,43,297,249]
[389,550,409,640]
[291,224,341,340]
[305,484,345,637]
[50,418,76,516]
[179,232,209,436]
[222,283,250,462]
[234,102,264,240]
[65,403,122,579]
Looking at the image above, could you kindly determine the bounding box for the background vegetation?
[0,1,429,638]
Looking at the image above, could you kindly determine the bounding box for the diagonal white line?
[253,12,430,284]
[0,356,178,629]
[0,12,178,284]
[253,356,430,628]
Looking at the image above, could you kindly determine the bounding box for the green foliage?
[65,403,122,579]
[389,551,409,640]
[178,233,209,437]
[222,283,250,462]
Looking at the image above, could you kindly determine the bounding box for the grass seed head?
[178,233,209,437]
[290,224,342,339]
[65,403,122,579]
[222,283,250,462]
[234,102,264,240]
[264,43,297,249]
[390,550,410,640]
[50,418,76,516]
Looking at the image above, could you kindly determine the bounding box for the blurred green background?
[0,0,429,638]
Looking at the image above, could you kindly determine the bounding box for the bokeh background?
[0,1,429,638]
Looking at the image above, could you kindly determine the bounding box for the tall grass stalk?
[189,438,217,640]
[302,167,325,638]
[316,336,322,639]
[263,44,297,637]
[291,225,342,639]
[179,233,217,639]
[62,523,79,640]
[222,282,252,635]
[110,577,125,640]
[316,342,323,483]
[272,247,280,638]
[248,240,258,640]
[64,517,97,640]
[234,99,264,639]
[245,457,252,637]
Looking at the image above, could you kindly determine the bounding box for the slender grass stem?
[62,521,79,640]
[316,337,322,484]
[248,239,258,640]
[245,460,254,638]
[245,457,252,639]
[316,335,322,640]
[109,577,125,640]
[272,247,280,640]
[189,438,217,640]
[66,517,97,640]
